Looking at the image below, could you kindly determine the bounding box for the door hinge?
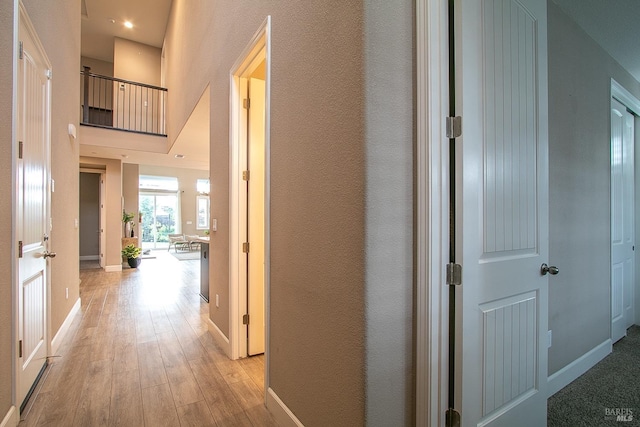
[18,241,23,258]
[446,263,462,286]
[445,408,461,427]
[242,170,250,181]
[18,141,23,159]
[18,340,23,358]
[19,41,23,59]
[242,314,249,325]
[242,242,250,253]
[46,69,52,80]
[445,116,462,138]
[243,98,250,109]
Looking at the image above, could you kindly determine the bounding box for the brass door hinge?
[19,41,23,60]
[242,170,250,181]
[445,116,462,138]
[445,408,461,427]
[242,314,249,325]
[18,241,23,258]
[18,141,23,159]
[243,98,250,109]
[446,263,462,286]
[18,340,23,358]
[242,242,250,253]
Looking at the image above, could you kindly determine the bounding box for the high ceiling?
[79,0,640,171]
[552,0,640,83]
[81,0,172,61]
[80,0,210,171]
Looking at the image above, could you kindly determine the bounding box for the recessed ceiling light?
[121,154,129,158]
[108,18,116,24]
[175,154,185,159]
[124,21,133,29]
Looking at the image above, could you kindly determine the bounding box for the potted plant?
[122,244,142,268]
[122,211,135,237]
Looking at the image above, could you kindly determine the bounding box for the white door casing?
[17,4,52,409]
[611,96,635,343]
[458,0,549,425]
[229,17,271,361]
[247,77,266,356]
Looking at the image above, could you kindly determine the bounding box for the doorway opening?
[79,171,105,269]
[610,80,640,343]
[228,17,271,370]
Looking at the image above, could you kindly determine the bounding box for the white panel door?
[18,8,51,408]
[611,97,634,343]
[458,0,549,425]
[247,77,266,356]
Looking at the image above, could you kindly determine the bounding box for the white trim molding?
[612,79,640,116]
[416,0,450,426]
[207,318,231,358]
[228,16,271,362]
[547,339,612,397]
[1,406,17,427]
[51,297,80,356]
[266,388,304,427]
[104,264,122,272]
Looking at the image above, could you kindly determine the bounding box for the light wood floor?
[19,252,278,427]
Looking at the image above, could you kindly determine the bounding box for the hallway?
[19,253,277,426]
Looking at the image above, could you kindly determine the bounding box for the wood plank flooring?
[19,252,277,427]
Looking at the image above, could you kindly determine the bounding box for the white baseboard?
[79,255,99,261]
[547,339,612,397]
[267,388,304,427]
[1,406,17,427]
[207,318,231,358]
[51,297,81,356]
[104,264,122,272]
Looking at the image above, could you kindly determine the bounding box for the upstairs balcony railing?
[80,67,167,136]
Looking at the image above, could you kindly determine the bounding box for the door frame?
[79,169,106,267]
[611,79,640,334]
[228,16,271,364]
[415,0,449,426]
[13,1,53,412]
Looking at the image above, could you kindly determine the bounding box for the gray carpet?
[548,325,640,426]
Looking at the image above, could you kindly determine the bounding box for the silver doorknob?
[540,263,558,276]
[42,251,57,259]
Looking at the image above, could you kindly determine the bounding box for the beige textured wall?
[165,2,366,424]
[139,165,209,236]
[0,0,16,417]
[22,0,81,340]
[81,56,113,77]
[363,1,414,424]
[548,3,640,374]
[80,157,122,267]
[165,1,414,425]
[114,37,161,86]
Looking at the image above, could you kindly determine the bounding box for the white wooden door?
[457,0,549,425]
[17,7,52,408]
[247,77,266,356]
[611,97,635,343]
